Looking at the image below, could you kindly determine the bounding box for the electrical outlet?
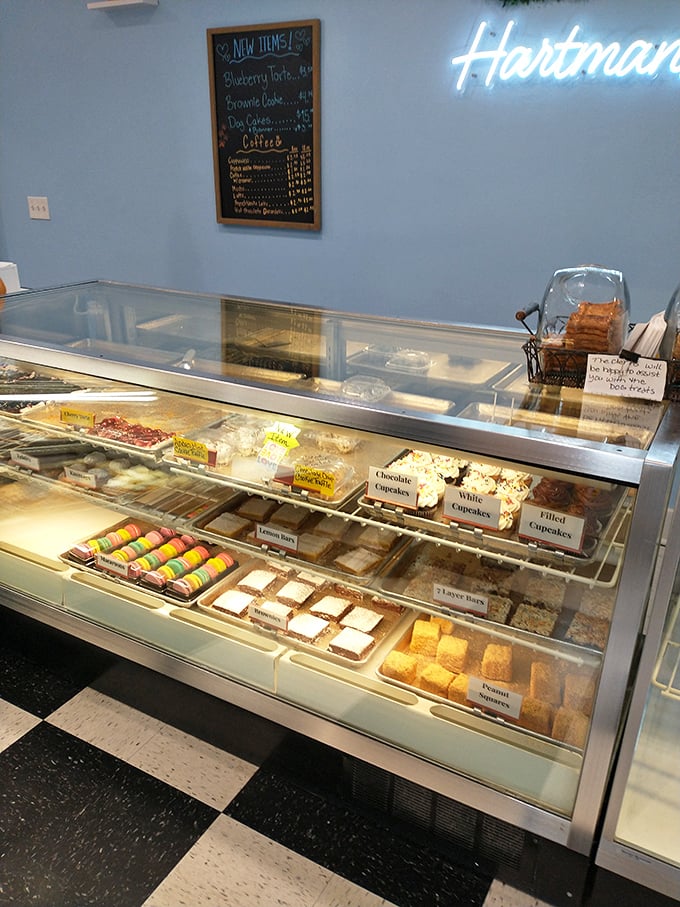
[27,196,50,220]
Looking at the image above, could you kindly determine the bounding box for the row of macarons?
[68,521,238,596]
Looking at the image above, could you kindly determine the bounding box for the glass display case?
[596,490,680,898]
[0,281,677,857]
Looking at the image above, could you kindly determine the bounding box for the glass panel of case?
[0,281,665,449]
[0,351,636,817]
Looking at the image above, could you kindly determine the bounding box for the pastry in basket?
[310,595,353,621]
[563,673,596,716]
[333,547,382,576]
[447,672,470,704]
[436,636,468,674]
[530,662,562,705]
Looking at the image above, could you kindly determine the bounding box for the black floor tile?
[226,739,493,907]
[0,722,217,907]
[0,607,114,717]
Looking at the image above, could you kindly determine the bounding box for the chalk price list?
[220,57,316,222]
[287,144,313,215]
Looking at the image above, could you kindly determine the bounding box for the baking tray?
[0,364,85,415]
[198,555,409,666]
[60,516,241,605]
[377,614,599,751]
[193,491,410,584]
[23,393,224,455]
[376,539,613,652]
[164,416,401,509]
[359,453,627,564]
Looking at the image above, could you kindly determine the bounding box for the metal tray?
[164,417,401,510]
[60,516,240,605]
[346,349,515,388]
[193,491,411,585]
[377,614,599,752]
[198,555,409,667]
[376,539,613,653]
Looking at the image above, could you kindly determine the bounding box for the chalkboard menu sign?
[208,20,320,230]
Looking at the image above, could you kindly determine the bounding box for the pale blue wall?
[1,0,679,326]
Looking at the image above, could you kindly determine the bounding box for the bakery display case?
[0,281,678,858]
[595,488,680,898]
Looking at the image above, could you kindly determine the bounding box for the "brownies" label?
[467,677,523,719]
[248,602,290,630]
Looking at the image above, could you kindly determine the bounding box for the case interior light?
[451,20,680,91]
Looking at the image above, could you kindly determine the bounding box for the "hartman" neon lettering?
[451,20,680,91]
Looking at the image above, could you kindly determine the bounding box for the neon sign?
[451,20,680,90]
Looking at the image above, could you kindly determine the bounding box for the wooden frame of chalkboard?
[207,20,321,230]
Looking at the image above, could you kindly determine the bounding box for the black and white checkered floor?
[0,607,675,907]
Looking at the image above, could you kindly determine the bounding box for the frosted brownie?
[329,627,375,661]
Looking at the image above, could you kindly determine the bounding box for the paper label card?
[584,355,666,401]
[467,676,523,719]
[255,523,299,553]
[367,466,419,510]
[60,407,96,429]
[9,450,41,470]
[443,487,501,530]
[173,436,215,466]
[64,466,99,489]
[518,503,586,554]
[95,552,130,579]
[433,583,489,616]
[248,602,290,631]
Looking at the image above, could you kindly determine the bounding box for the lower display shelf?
[276,649,581,815]
[59,563,583,816]
[66,571,284,692]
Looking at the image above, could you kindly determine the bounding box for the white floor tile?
[313,873,399,907]
[46,687,163,759]
[47,688,257,809]
[143,814,333,907]
[483,879,555,907]
[0,698,40,750]
[125,722,258,810]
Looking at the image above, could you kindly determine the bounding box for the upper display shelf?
[0,281,667,457]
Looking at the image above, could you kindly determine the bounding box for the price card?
[467,676,523,720]
[584,355,667,401]
[95,552,130,579]
[433,583,488,616]
[255,523,299,553]
[248,601,290,631]
[63,466,99,489]
[366,466,419,510]
[173,436,215,467]
[9,450,40,470]
[518,503,586,554]
[292,463,336,498]
[443,487,501,530]
[60,407,96,429]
